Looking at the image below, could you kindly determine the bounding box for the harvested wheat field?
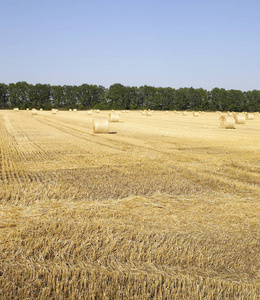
[0,109,260,299]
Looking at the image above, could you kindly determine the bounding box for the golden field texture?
[0,110,260,299]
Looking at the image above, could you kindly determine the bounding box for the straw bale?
[40,108,43,111]
[141,111,146,115]
[92,118,109,133]
[87,110,93,115]
[234,113,246,124]
[165,111,169,114]
[193,112,199,117]
[73,109,77,112]
[69,109,72,111]
[146,111,153,116]
[51,109,57,114]
[31,109,37,115]
[245,113,254,120]
[26,108,29,111]
[13,108,19,111]
[183,111,188,116]
[109,112,120,122]
[219,116,235,129]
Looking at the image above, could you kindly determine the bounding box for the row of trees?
[0,81,260,111]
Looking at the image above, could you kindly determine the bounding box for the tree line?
[0,81,259,111]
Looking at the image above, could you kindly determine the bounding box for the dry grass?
[0,110,260,299]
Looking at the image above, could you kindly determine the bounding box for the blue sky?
[1,0,259,90]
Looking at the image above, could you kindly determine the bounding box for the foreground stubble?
[0,110,259,299]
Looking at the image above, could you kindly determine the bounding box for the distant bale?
[51,109,57,114]
[40,108,43,111]
[69,109,72,111]
[87,110,93,115]
[13,108,19,111]
[94,109,100,113]
[219,116,235,129]
[165,111,169,114]
[31,108,37,115]
[109,112,120,122]
[141,111,146,115]
[73,109,77,112]
[93,118,109,134]
[183,111,188,116]
[234,113,246,124]
[126,110,130,113]
[193,112,199,117]
[26,108,29,111]
[146,111,153,116]
[121,110,126,113]
[245,113,254,120]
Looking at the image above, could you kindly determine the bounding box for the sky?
[1,0,260,91]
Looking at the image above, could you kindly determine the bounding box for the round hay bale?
[121,110,126,113]
[69,109,72,111]
[31,109,37,115]
[234,113,246,124]
[51,109,57,114]
[146,111,153,116]
[165,111,169,114]
[141,111,146,115]
[193,112,199,117]
[40,108,43,111]
[87,110,93,115]
[219,116,235,129]
[73,109,77,112]
[93,118,109,134]
[183,111,188,116]
[109,112,120,122]
[26,108,29,111]
[245,113,254,120]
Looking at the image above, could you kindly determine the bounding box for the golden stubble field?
[0,109,260,299]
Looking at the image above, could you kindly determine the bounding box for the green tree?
[0,83,9,108]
